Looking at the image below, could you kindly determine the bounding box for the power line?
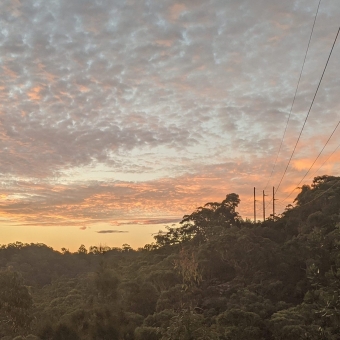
[308,141,340,181]
[281,120,340,203]
[274,26,340,196]
[296,179,340,208]
[264,0,322,191]
[272,178,340,214]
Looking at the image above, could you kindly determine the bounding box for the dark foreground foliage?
[1,175,340,339]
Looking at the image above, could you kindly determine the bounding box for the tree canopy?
[1,176,340,339]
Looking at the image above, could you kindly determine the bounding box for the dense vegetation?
[1,175,340,339]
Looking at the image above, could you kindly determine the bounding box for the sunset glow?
[0,0,340,251]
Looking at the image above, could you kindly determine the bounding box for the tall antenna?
[263,190,268,221]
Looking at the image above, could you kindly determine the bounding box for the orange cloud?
[291,158,312,171]
[0,154,331,229]
[169,3,186,21]
[78,85,90,93]
[2,66,17,78]
[27,86,42,101]
[155,40,173,47]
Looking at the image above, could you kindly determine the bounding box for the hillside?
[1,175,340,339]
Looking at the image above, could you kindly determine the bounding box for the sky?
[0,0,340,251]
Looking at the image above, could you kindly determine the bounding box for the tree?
[0,270,33,336]
[77,245,88,255]
[173,248,202,287]
[161,310,217,340]
[155,193,241,246]
[122,244,133,252]
[217,309,265,340]
[95,263,120,302]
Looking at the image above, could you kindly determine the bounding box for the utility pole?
[254,187,256,223]
[273,186,275,218]
[263,190,267,221]
[273,186,278,219]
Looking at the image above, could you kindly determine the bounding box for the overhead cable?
[308,141,340,180]
[264,0,322,191]
[281,120,340,203]
[296,179,340,208]
[274,26,340,196]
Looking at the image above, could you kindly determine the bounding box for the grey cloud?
[97,230,129,234]
[0,0,339,214]
[141,218,180,225]
[114,218,180,225]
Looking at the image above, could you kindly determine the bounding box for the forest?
[1,175,340,339]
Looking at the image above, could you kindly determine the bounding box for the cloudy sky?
[1,0,340,250]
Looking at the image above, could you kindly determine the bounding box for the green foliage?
[161,310,218,340]
[95,263,120,302]
[1,177,340,339]
[53,324,81,340]
[0,270,33,336]
[135,326,161,340]
[120,280,159,316]
[216,308,265,340]
[77,245,88,255]
[154,193,241,246]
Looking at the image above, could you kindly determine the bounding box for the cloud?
[0,157,294,227]
[112,218,180,226]
[79,226,87,230]
[169,3,187,21]
[96,230,129,234]
[0,0,338,179]
[0,0,339,231]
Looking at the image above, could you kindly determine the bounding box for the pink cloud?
[168,3,186,21]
